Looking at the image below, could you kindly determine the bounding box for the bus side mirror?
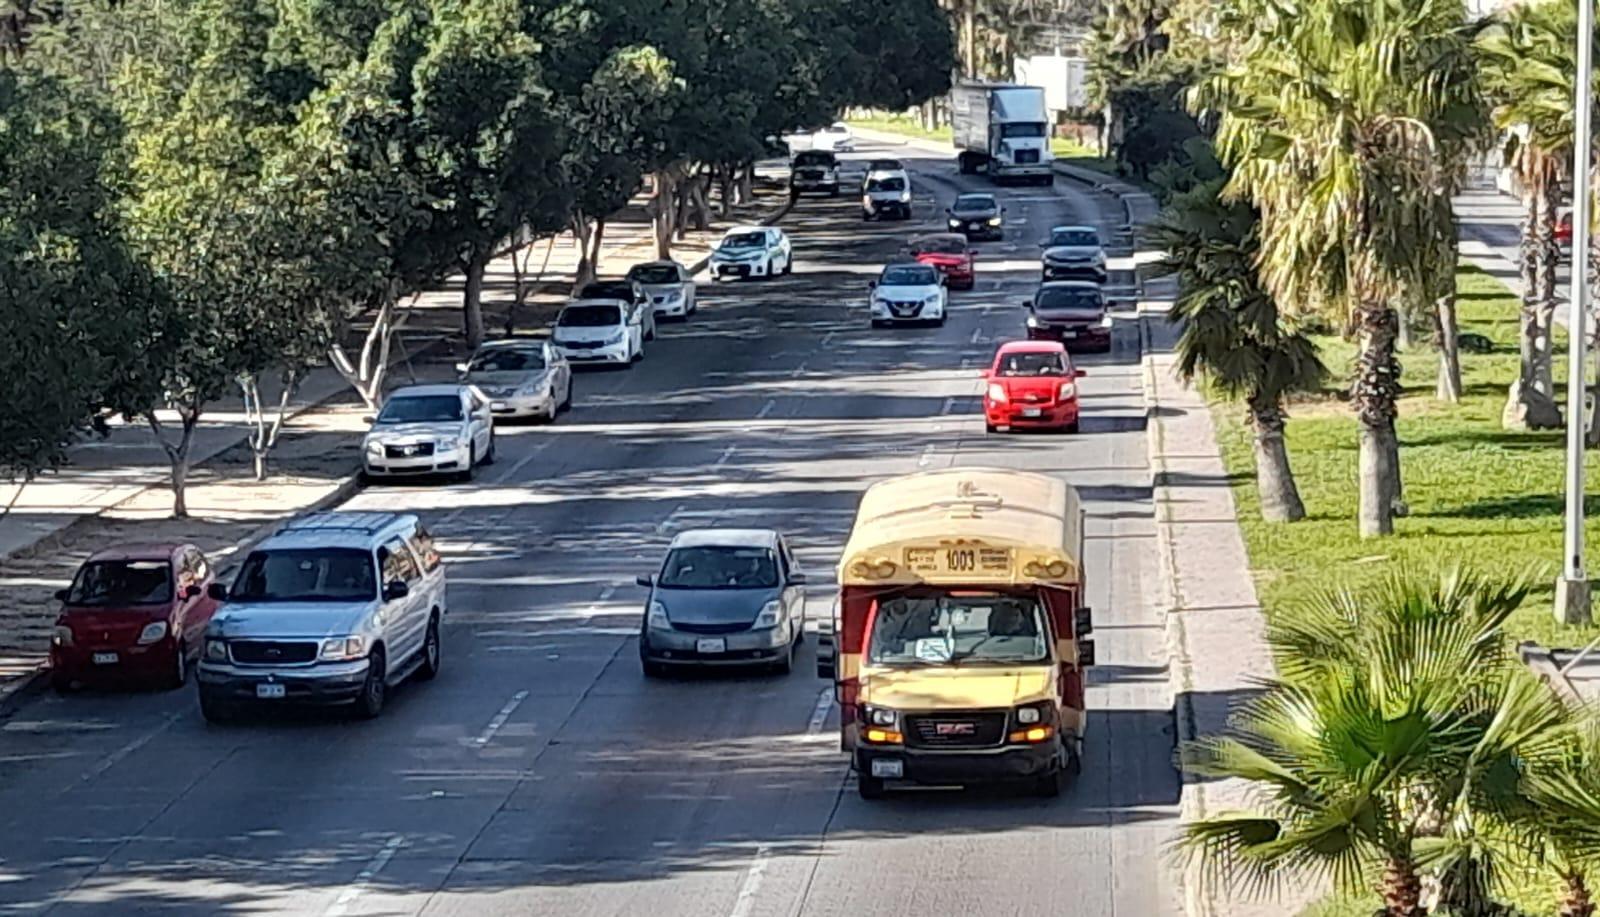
[1074,606,1093,637]
[1077,640,1096,668]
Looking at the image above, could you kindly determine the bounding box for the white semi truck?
[950,82,1054,186]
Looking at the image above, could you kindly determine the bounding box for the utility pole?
[1558,0,1596,625]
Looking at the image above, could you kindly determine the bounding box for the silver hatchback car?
[636,529,806,676]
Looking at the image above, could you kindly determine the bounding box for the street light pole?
[1558,0,1596,625]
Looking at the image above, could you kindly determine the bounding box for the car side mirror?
[53,588,69,602]
[1074,605,1093,637]
[1077,639,1096,668]
[184,584,202,600]
[969,249,980,256]
[382,580,409,601]
[635,574,654,588]
[1075,369,1087,378]
[362,415,376,425]
[788,572,808,586]
[944,207,951,214]
[207,582,228,601]
[1021,299,1034,308]
[867,280,877,289]
[979,369,992,379]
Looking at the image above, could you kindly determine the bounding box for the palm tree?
[1476,0,1588,431]
[1198,0,1487,537]
[1150,146,1325,522]
[1176,567,1561,915]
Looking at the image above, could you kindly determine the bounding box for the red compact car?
[49,543,218,692]
[983,341,1086,434]
[909,233,976,290]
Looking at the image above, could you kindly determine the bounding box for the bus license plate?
[256,683,286,699]
[696,638,726,654]
[871,759,904,778]
[905,546,1012,576]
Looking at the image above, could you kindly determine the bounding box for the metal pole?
[1558,0,1596,625]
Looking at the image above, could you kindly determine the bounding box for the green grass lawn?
[1209,265,1600,916]
[844,115,1098,160]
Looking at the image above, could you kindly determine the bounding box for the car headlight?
[899,191,911,203]
[320,636,366,661]
[205,639,228,661]
[865,705,898,727]
[647,601,671,630]
[923,294,941,307]
[137,621,168,645]
[1026,314,1040,328]
[52,625,73,647]
[1017,706,1042,725]
[518,378,549,395]
[754,600,784,629]
[436,437,458,451]
[1058,382,1078,400]
[862,194,873,206]
[948,219,962,229]
[987,216,1002,226]
[664,289,683,302]
[1100,314,1114,328]
[986,382,1008,403]
[365,439,384,457]
[605,330,627,345]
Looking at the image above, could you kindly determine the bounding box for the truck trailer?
[950,82,1054,186]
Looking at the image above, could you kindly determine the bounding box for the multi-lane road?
[0,141,1182,916]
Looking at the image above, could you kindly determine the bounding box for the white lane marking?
[655,504,688,535]
[323,835,405,917]
[473,691,529,747]
[586,584,618,618]
[728,845,772,917]
[756,399,776,419]
[805,688,833,735]
[969,325,984,345]
[917,443,935,468]
[942,396,958,415]
[84,711,184,783]
[714,445,737,468]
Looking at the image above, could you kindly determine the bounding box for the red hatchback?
[49,543,219,692]
[983,341,1087,433]
[909,233,977,290]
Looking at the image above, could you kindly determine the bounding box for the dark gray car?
[946,193,1005,241]
[636,529,806,676]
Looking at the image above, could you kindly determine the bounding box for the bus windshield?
[868,593,1049,667]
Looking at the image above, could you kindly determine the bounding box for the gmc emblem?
[935,722,976,736]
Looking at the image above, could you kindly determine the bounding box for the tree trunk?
[1560,871,1596,917]
[1247,394,1305,523]
[687,170,712,231]
[240,370,298,482]
[462,249,488,351]
[1534,174,1561,400]
[147,403,201,519]
[1354,302,1402,537]
[329,288,416,410]
[653,170,676,260]
[738,161,755,205]
[1379,854,1423,917]
[589,216,606,274]
[571,213,597,290]
[1435,293,1462,402]
[718,163,734,218]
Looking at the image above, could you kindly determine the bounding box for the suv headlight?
[1100,314,1114,328]
[137,621,168,645]
[320,636,366,661]
[52,625,73,647]
[947,218,962,228]
[1026,314,1040,328]
[987,216,1002,226]
[647,601,671,630]
[205,639,228,661]
[754,600,784,629]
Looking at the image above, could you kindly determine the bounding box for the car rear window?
[559,305,622,327]
[67,560,173,606]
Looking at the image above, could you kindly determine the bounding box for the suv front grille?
[229,640,318,665]
[904,711,1007,749]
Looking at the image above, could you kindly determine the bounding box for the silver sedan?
[457,339,573,422]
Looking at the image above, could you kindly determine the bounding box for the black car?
[947,193,1005,240]
[1024,281,1111,352]
[790,150,840,196]
[577,280,643,306]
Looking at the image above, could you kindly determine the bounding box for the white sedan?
[362,384,495,482]
[869,262,947,328]
[710,226,792,281]
[552,301,645,366]
[627,261,697,318]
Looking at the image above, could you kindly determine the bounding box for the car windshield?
[867,176,906,192]
[1037,288,1103,311]
[230,548,377,603]
[67,560,173,606]
[579,283,633,301]
[559,305,622,327]
[377,395,462,424]
[881,264,938,286]
[628,265,680,284]
[723,232,766,248]
[868,593,1049,667]
[954,195,995,212]
[916,236,966,255]
[658,546,779,589]
[794,151,835,166]
[1000,122,1047,138]
[996,351,1070,377]
[1051,230,1100,247]
[468,348,544,372]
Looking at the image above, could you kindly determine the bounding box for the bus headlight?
[1017,706,1042,725]
[867,706,898,727]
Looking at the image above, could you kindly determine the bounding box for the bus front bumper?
[854,741,1063,785]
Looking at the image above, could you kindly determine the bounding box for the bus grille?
[904,711,1007,748]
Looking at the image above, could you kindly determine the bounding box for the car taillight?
[1058,382,1077,400]
[987,383,1008,403]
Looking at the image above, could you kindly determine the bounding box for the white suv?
[196,512,447,722]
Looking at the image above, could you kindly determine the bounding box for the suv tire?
[164,641,188,690]
[199,688,233,724]
[858,773,887,800]
[416,615,442,681]
[353,649,386,719]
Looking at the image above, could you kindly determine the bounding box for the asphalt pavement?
[0,140,1181,917]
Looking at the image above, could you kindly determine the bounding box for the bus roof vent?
[941,478,1003,518]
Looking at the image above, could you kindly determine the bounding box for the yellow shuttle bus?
[816,467,1095,799]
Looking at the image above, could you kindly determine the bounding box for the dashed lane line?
[473,691,530,747]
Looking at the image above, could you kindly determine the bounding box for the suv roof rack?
[277,512,402,536]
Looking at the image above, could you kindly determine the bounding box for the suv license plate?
[92,652,118,665]
[696,638,726,654]
[870,759,904,778]
[256,683,286,699]
[1061,330,1078,338]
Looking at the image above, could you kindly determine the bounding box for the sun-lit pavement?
[0,140,1181,916]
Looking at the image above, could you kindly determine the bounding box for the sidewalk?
[0,170,792,701]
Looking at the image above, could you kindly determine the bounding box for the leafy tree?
[1150,141,1324,522]
[1199,0,1485,538]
